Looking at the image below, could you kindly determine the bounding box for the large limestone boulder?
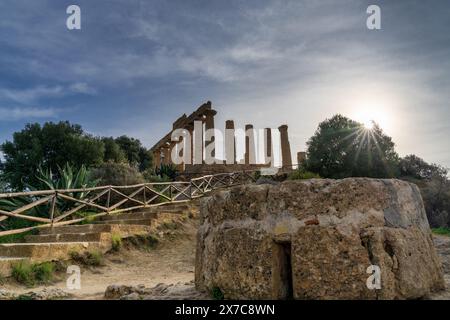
[195,178,446,299]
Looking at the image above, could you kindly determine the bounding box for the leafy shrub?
[253,170,261,181]
[126,234,159,250]
[73,211,98,225]
[0,230,35,244]
[90,162,145,186]
[160,222,178,230]
[288,169,321,180]
[11,261,55,286]
[154,164,178,181]
[70,250,104,266]
[0,163,99,232]
[32,262,54,283]
[11,261,35,286]
[432,227,450,236]
[211,287,224,300]
[111,233,122,251]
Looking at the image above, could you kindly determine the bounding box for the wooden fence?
[0,171,257,237]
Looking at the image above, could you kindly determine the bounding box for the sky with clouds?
[0,0,449,167]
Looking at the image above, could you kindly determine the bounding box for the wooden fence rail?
[0,170,257,237]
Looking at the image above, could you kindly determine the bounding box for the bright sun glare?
[363,119,374,130]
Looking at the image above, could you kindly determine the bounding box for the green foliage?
[102,137,126,163]
[0,121,104,190]
[211,287,224,300]
[155,164,178,181]
[0,174,8,192]
[0,230,34,244]
[11,261,35,286]
[90,161,145,186]
[399,155,450,228]
[111,233,122,251]
[75,212,98,225]
[432,227,450,236]
[0,123,154,191]
[16,294,33,300]
[114,135,154,171]
[33,163,99,197]
[144,173,171,183]
[145,235,159,249]
[138,148,154,172]
[288,168,321,180]
[305,115,399,179]
[160,221,178,230]
[126,234,159,250]
[32,262,54,283]
[0,164,99,232]
[10,261,54,286]
[400,155,448,181]
[70,250,104,266]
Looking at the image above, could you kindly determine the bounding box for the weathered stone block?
[195,178,445,299]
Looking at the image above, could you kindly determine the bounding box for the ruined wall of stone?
[195,179,445,299]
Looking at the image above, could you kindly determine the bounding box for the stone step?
[96,218,153,226]
[39,224,113,235]
[39,224,151,236]
[25,232,111,243]
[0,257,30,277]
[157,208,189,214]
[0,242,103,261]
[100,211,157,221]
[150,203,190,212]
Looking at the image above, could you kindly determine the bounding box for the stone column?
[177,136,185,171]
[297,152,306,168]
[194,120,203,165]
[163,144,171,165]
[225,120,236,164]
[204,110,217,162]
[187,126,194,166]
[279,125,292,169]
[264,128,273,165]
[245,124,256,165]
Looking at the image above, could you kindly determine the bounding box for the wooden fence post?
[143,184,147,207]
[106,187,111,213]
[50,193,57,227]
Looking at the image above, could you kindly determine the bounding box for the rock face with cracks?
[195,178,446,299]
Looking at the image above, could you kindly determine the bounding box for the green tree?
[305,115,399,178]
[0,121,104,190]
[114,136,142,167]
[102,137,126,163]
[399,154,447,180]
[399,155,450,227]
[138,147,153,172]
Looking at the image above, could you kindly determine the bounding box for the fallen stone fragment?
[105,281,209,300]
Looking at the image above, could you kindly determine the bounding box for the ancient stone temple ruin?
[150,101,296,175]
[195,178,445,299]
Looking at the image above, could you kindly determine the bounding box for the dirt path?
[2,224,450,300]
[1,220,197,300]
[430,234,450,299]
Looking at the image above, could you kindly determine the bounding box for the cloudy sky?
[0,0,449,167]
